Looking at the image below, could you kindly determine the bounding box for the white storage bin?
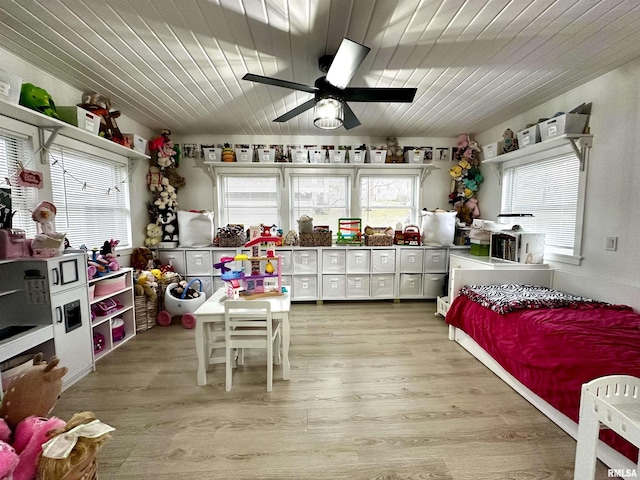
[350,149,365,164]
[256,148,275,163]
[278,250,293,274]
[399,248,424,273]
[309,149,327,164]
[156,249,186,274]
[322,275,346,298]
[56,106,101,135]
[368,149,387,164]
[538,113,589,141]
[370,274,394,298]
[292,275,317,300]
[291,148,308,163]
[371,249,396,273]
[404,149,424,164]
[423,249,447,273]
[346,275,370,298]
[185,250,213,275]
[516,125,540,148]
[482,142,502,159]
[322,249,346,273]
[202,147,222,163]
[187,275,213,298]
[399,273,422,297]
[123,134,147,154]
[293,250,318,274]
[347,250,370,273]
[0,69,22,104]
[234,147,253,163]
[423,273,446,298]
[328,150,346,163]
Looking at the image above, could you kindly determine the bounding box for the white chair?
[574,375,640,479]
[224,300,281,392]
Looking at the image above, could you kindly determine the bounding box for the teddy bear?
[502,128,519,153]
[144,223,163,247]
[135,270,158,301]
[296,215,313,234]
[385,137,404,163]
[131,247,156,270]
[0,353,67,480]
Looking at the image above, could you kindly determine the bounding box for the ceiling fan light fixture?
[313,96,344,129]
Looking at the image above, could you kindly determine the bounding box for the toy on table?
[242,234,283,298]
[336,218,363,245]
[157,278,206,329]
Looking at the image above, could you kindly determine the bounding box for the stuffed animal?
[144,223,163,247]
[385,137,404,163]
[0,353,68,480]
[163,166,186,189]
[78,93,125,145]
[98,239,120,271]
[131,247,156,270]
[158,209,178,242]
[19,84,59,119]
[135,270,158,301]
[283,230,298,246]
[296,215,313,234]
[38,411,113,480]
[503,128,519,153]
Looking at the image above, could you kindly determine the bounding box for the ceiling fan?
[242,38,417,130]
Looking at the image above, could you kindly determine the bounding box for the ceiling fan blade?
[273,99,316,122]
[343,87,417,103]
[342,103,361,130]
[325,38,371,90]
[243,73,317,94]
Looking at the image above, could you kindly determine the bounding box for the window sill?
[544,251,582,266]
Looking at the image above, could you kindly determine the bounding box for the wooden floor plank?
[51,300,612,479]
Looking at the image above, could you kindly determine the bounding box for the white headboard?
[450,268,555,303]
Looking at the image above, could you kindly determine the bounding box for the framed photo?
[181,143,200,158]
[422,146,433,163]
[435,147,450,161]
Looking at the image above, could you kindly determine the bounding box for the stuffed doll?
[385,137,404,163]
[296,215,313,234]
[38,411,114,480]
[0,353,68,480]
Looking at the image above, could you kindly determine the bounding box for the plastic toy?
[157,278,206,329]
[336,218,363,245]
[30,201,66,257]
[19,83,59,119]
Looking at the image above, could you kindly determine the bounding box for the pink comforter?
[446,295,640,461]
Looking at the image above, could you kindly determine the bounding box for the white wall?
[0,46,155,247]
[475,57,640,309]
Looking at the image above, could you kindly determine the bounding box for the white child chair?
[574,375,640,479]
[224,300,281,392]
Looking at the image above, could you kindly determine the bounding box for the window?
[360,175,419,227]
[290,175,349,231]
[501,152,582,262]
[219,174,280,227]
[0,127,38,237]
[49,146,131,248]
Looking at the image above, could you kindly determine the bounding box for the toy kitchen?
[0,252,94,393]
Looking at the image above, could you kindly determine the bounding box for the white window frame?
[359,171,421,227]
[500,143,587,265]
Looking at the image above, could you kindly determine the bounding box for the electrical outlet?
[605,236,618,251]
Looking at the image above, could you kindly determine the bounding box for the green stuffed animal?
[19,83,60,119]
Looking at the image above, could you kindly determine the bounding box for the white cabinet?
[89,268,135,361]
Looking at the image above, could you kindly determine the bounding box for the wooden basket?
[134,295,158,332]
[365,234,393,246]
[219,231,246,247]
[299,231,332,247]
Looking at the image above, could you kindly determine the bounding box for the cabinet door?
[423,249,447,273]
[371,249,396,273]
[157,250,186,274]
[293,250,318,274]
[185,250,213,275]
[346,250,370,273]
[51,287,93,386]
[399,248,424,273]
[322,249,346,273]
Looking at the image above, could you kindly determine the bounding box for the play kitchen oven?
[0,252,94,389]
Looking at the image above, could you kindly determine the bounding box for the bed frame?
[447,267,637,477]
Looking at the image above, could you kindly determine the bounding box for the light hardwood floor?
[53,300,612,479]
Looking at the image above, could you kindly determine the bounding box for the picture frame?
[435,147,450,161]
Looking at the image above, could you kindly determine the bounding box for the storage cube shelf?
[154,246,469,302]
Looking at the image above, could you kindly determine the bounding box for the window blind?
[501,153,579,252]
[49,146,131,249]
[290,175,349,230]
[0,127,38,237]
[360,175,418,226]
[219,175,279,227]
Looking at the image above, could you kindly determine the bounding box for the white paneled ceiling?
[1,0,639,137]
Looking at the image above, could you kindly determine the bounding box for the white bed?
[446,267,637,478]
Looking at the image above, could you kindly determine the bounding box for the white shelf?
[482,133,593,165]
[0,97,149,160]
